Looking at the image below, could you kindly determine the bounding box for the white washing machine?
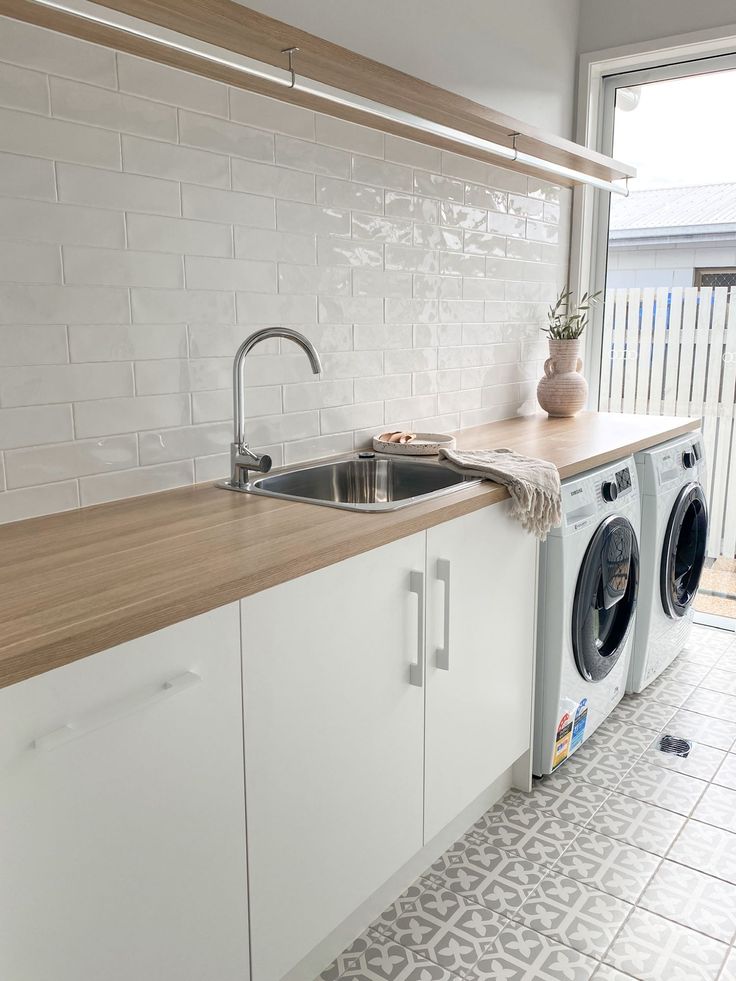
[628,431,708,693]
[533,456,640,776]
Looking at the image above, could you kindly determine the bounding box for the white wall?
[0,16,568,524]
[579,0,736,53]
[238,0,581,137]
[607,242,736,288]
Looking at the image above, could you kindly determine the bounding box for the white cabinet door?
[242,533,426,981]
[0,604,249,981]
[424,502,537,840]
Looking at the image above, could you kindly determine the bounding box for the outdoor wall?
[0,16,569,524]
[238,0,582,137]
[579,0,736,53]
[607,242,736,288]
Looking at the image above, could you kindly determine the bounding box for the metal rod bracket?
[282,46,299,88]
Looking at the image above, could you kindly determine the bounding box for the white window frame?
[571,25,736,409]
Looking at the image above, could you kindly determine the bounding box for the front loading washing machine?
[628,431,708,693]
[533,456,640,776]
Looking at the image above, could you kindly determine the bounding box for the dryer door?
[572,515,640,682]
[661,482,708,618]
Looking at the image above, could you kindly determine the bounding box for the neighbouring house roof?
[609,183,736,244]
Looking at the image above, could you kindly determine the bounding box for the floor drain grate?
[657,735,692,758]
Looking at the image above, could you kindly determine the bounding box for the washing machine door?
[661,482,708,618]
[572,515,640,682]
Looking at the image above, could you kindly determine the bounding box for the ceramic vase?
[537,337,588,418]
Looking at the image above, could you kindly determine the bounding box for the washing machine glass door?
[572,515,640,682]
[661,482,708,618]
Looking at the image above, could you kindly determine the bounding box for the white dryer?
[628,431,708,693]
[533,456,640,776]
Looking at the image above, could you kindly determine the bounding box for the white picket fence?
[599,286,736,560]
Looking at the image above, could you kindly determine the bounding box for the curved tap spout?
[230,327,322,488]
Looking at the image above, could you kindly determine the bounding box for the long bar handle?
[33,671,201,752]
[409,570,425,688]
[436,558,451,670]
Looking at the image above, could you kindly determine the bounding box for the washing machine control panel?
[562,460,637,530]
[602,480,618,503]
[655,436,704,485]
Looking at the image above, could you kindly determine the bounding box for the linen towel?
[439,447,562,540]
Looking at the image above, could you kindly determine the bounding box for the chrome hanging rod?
[25,0,630,195]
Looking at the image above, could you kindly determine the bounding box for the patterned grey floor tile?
[666,708,736,751]
[425,837,548,918]
[693,784,736,833]
[522,774,610,826]
[642,735,725,780]
[471,921,598,981]
[616,760,707,815]
[686,625,735,656]
[702,668,736,696]
[585,718,657,755]
[603,906,728,981]
[512,870,632,959]
[719,947,736,981]
[607,695,677,731]
[714,753,736,791]
[553,743,635,791]
[371,882,504,975]
[661,659,712,686]
[469,802,580,867]
[586,791,686,856]
[551,827,660,903]
[639,676,696,708]
[638,860,736,943]
[320,930,457,981]
[591,965,637,981]
[667,820,736,885]
[685,689,736,724]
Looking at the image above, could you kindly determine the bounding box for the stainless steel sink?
[219,454,480,512]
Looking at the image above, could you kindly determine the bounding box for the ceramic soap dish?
[372,431,456,457]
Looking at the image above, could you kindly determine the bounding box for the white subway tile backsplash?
[235,227,315,264]
[57,163,180,216]
[316,177,382,214]
[180,110,274,162]
[0,284,129,325]
[384,135,441,172]
[315,115,383,157]
[74,393,190,438]
[277,200,349,236]
[117,54,228,116]
[126,213,232,257]
[275,135,349,178]
[278,264,350,295]
[0,17,116,86]
[0,16,569,520]
[131,288,235,324]
[351,155,412,191]
[79,461,194,506]
[182,184,274,227]
[0,62,49,114]
[318,296,383,324]
[0,241,61,283]
[0,363,133,406]
[232,158,314,203]
[50,77,178,141]
[69,324,187,362]
[318,239,383,267]
[122,135,230,188]
[0,325,67,365]
[63,246,183,288]
[185,256,276,292]
[230,89,314,140]
[0,151,56,200]
[0,404,73,449]
[0,107,121,168]
[5,435,138,488]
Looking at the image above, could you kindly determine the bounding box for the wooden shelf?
[0,0,634,188]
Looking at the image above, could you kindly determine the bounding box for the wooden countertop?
[0,412,700,689]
